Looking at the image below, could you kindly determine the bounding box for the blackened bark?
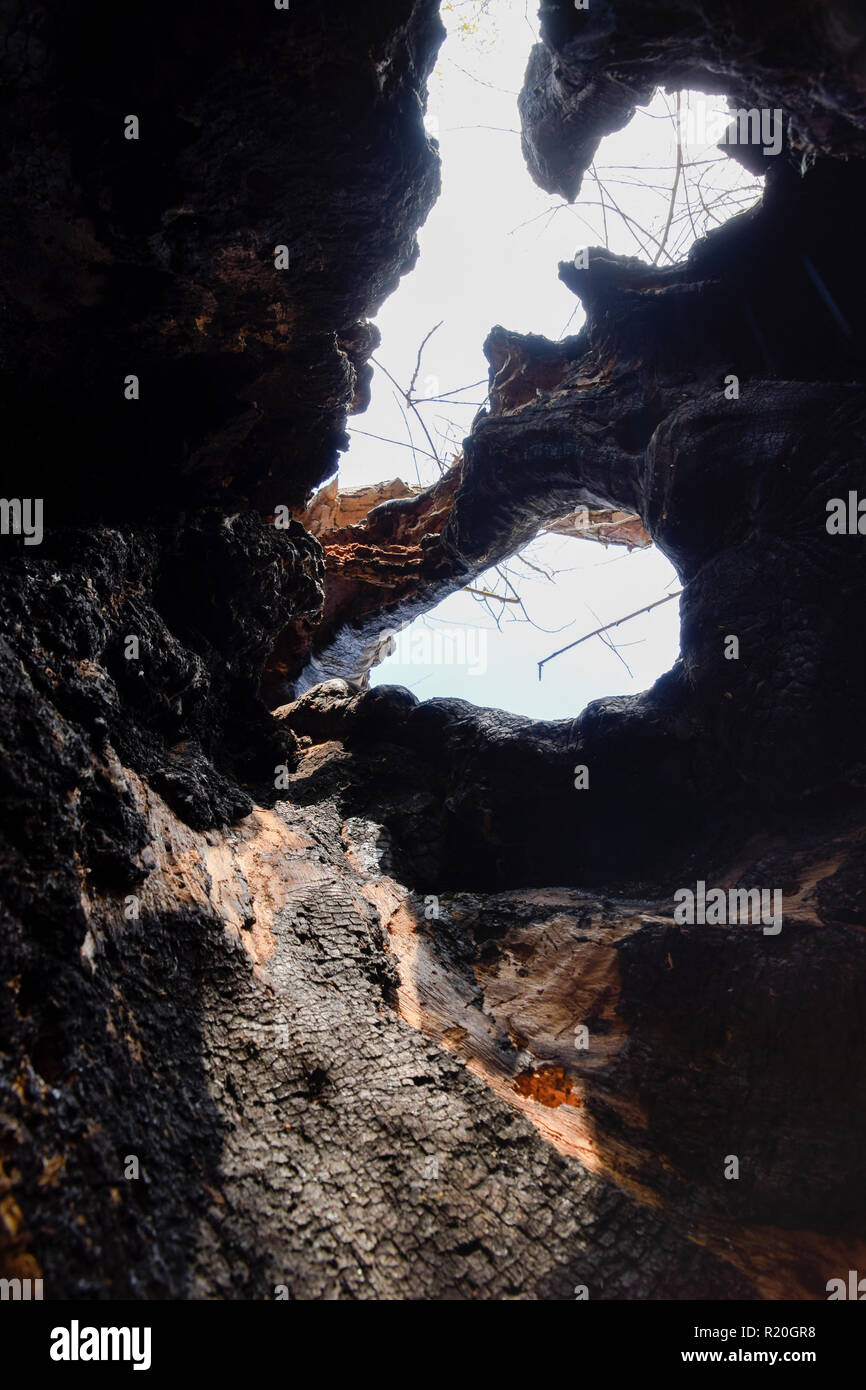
[2,0,866,1302]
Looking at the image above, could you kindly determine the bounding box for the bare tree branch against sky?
[340,0,761,716]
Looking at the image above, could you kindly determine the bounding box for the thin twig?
[373,355,444,469]
[441,124,520,134]
[408,322,443,397]
[464,587,521,602]
[499,566,573,634]
[391,388,422,486]
[413,377,488,402]
[591,160,609,249]
[537,591,682,679]
[446,57,517,96]
[586,602,633,679]
[653,92,684,265]
[347,427,439,460]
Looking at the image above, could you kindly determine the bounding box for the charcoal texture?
[2,0,866,1301]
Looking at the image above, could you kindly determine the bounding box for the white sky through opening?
[337,0,763,718]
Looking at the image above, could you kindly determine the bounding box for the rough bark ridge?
[2,0,866,1301]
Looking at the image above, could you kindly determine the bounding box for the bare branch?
[586,603,634,679]
[408,321,443,397]
[347,427,439,460]
[413,377,489,402]
[373,353,446,473]
[652,91,684,265]
[538,590,682,679]
[464,587,521,602]
[391,388,423,486]
[446,57,517,96]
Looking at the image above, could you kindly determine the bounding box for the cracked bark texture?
[3,0,866,1302]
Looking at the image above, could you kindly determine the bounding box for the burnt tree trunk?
[2,0,866,1301]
